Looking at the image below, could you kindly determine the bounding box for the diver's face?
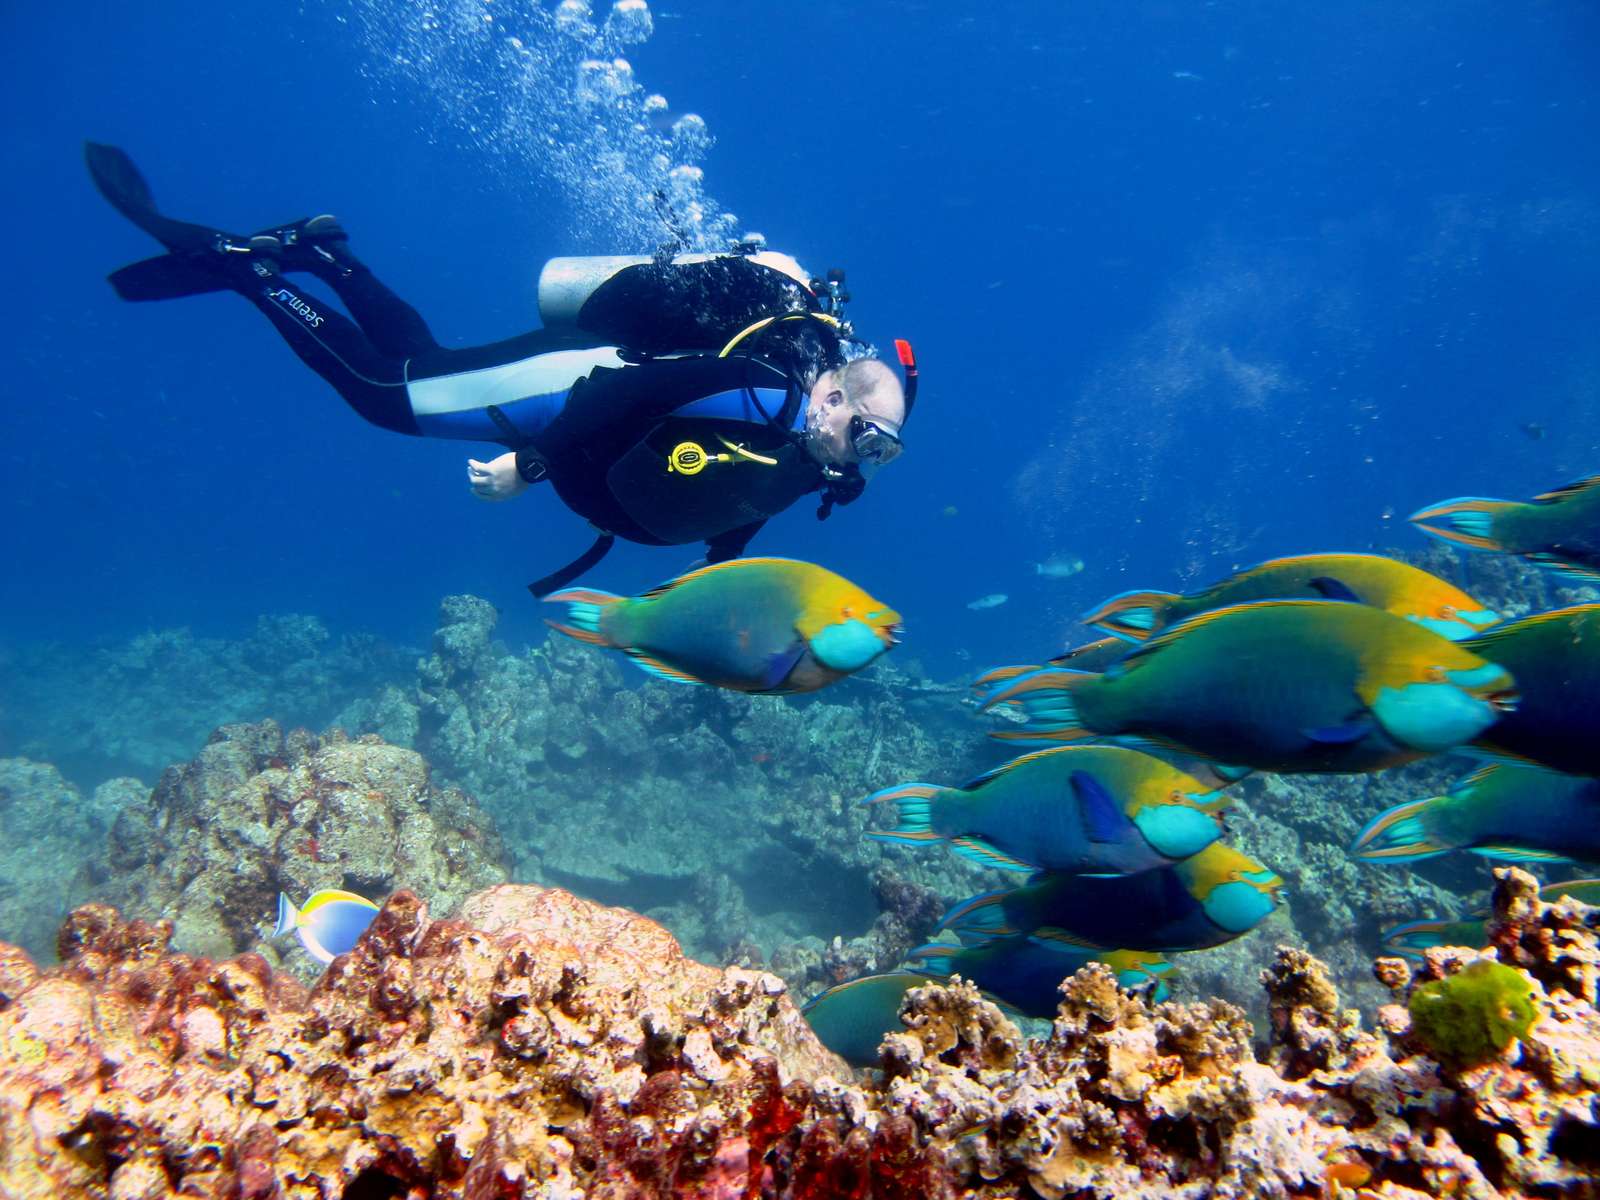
[804,374,906,467]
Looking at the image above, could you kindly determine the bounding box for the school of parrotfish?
[269,474,1600,1073]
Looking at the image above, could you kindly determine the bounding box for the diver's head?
[804,357,906,469]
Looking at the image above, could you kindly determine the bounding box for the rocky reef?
[1,867,1595,1198]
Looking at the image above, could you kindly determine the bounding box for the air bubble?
[554,0,593,37]
[606,0,653,45]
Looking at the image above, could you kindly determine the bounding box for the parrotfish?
[905,937,1174,1016]
[979,600,1517,774]
[1382,879,1600,960]
[939,842,1284,952]
[1411,474,1600,584]
[800,971,1024,1068]
[274,889,380,965]
[1082,553,1498,642]
[545,557,900,693]
[1353,762,1600,863]
[864,745,1230,875]
[1458,605,1600,775]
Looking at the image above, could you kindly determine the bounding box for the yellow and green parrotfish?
[865,745,1230,876]
[939,842,1285,952]
[800,972,1025,1068]
[979,600,1517,774]
[273,889,380,965]
[1411,473,1600,584]
[1354,762,1600,864]
[1459,605,1600,775]
[1082,552,1498,643]
[1382,879,1600,960]
[545,557,901,693]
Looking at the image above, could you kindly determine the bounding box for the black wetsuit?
[227,253,844,566]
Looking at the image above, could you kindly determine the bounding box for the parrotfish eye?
[1425,665,1448,683]
[1439,604,1458,619]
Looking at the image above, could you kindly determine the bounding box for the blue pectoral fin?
[761,642,807,691]
[1069,771,1128,843]
[1304,718,1375,744]
[1308,576,1363,603]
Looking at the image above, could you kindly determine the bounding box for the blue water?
[4,0,1597,675]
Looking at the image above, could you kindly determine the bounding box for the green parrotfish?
[905,936,1174,1016]
[1354,762,1600,864]
[864,745,1230,875]
[939,842,1285,952]
[1411,474,1600,584]
[545,557,900,693]
[979,600,1517,774]
[1458,605,1600,775]
[800,972,1024,1068]
[1382,879,1600,960]
[1083,552,1498,642]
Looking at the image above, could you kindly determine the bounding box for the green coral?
[1408,959,1537,1068]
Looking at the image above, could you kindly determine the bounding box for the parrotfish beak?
[1372,663,1517,752]
[1201,870,1283,933]
[809,617,895,673]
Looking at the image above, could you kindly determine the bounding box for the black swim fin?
[106,253,233,301]
[84,141,238,254]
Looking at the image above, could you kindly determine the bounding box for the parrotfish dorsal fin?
[1533,474,1600,504]
[636,556,810,601]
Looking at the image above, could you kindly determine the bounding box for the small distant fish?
[1354,762,1600,864]
[1034,554,1085,580]
[545,558,901,694]
[1172,70,1205,81]
[940,842,1284,952]
[1521,422,1545,440]
[1411,474,1600,584]
[981,600,1517,774]
[942,505,959,518]
[864,745,1231,876]
[1082,553,1498,643]
[274,889,380,965]
[968,593,1009,611]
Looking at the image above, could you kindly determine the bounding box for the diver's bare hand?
[468,453,528,501]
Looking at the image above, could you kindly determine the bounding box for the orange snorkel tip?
[894,338,918,415]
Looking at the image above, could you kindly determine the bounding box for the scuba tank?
[537,250,812,328]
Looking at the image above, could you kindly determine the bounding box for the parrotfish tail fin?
[863,782,948,847]
[1469,845,1574,864]
[1350,796,1451,862]
[903,942,960,977]
[939,890,1017,940]
[1380,919,1452,958]
[273,893,299,939]
[971,664,1040,703]
[1407,496,1518,553]
[1080,590,1180,642]
[978,669,1095,740]
[542,588,622,647]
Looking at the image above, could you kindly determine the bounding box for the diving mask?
[850,413,903,466]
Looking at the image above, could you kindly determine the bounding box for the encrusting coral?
[1,867,1595,1198]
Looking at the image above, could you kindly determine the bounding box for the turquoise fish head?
[1201,869,1283,934]
[1131,802,1222,861]
[1371,662,1515,752]
[809,616,892,674]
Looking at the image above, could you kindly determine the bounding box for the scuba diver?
[85,143,917,594]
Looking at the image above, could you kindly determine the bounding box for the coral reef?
[94,719,507,971]
[1,867,1595,1198]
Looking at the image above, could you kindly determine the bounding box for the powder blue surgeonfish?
[940,842,1284,953]
[274,889,380,965]
[545,557,900,694]
[904,937,1175,1016]
[1353,762,1600,864]
[864,745,1231,876]
[978,600,1518,774]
